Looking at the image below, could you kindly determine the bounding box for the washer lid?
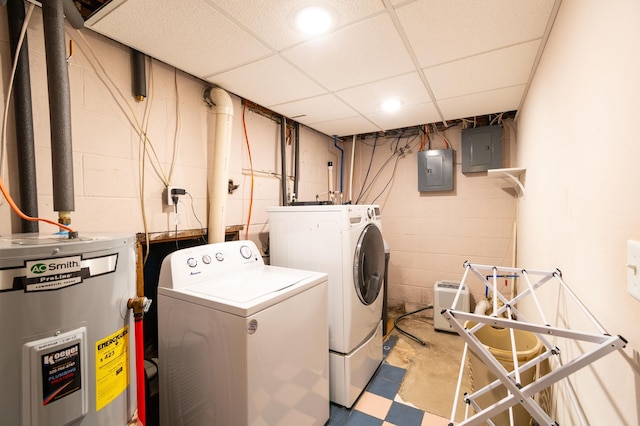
[161,265,326,317]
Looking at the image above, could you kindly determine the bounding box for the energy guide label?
[95,326,129,411]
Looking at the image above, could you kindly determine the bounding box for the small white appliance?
[157,240,329,426]
[267,204,385,408]
[433,281,470,332]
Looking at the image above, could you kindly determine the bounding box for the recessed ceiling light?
[381,99,402,113]
[296,6,333,35]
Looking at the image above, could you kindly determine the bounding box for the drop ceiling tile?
[438,85,525,121]
[208,56,327,107]
[309,116,381,138]
[335,72,431,115]
[271,95,359,126]
[208,0,384,50]
[424,40,540,100]
[86,0,271,77]
[282,13,415,91]
[366,103,441,131]
[396,0,555,67]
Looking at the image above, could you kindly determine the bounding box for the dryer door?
[353,224,385,305]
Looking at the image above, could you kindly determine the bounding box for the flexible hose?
[393,305,433,346]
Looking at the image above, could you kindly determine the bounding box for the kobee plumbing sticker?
[41,343,82,405]
[25,256,83,292]
[95,326,129,411]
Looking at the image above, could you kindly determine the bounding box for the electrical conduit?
[204,87,234,243]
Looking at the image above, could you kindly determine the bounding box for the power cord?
[393,305,434,346]
[170,188,185,248]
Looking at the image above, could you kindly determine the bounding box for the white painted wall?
[517,0,640,423]
[0,7,340,251]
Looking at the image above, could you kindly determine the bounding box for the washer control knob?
[186,257,197,268]
[202,254,212,264]
[239,245,252,259]
[215,252,224,262]
[367,207,374,219]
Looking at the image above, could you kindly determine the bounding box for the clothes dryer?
[267,204,385,407]
[158,240,329,425]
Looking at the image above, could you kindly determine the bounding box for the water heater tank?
[0,234,138,425]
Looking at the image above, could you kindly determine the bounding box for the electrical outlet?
[627,240,640,301]
[163,186,175,206]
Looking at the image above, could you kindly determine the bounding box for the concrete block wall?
[350,124,518,314]
[0,7,340,248]
[0,6,516,315]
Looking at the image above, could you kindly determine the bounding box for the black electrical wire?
[174,201,179,250]
[186,191,207,244]
[357,132,419,204]
[393,305,433,346]
[371,153,402,204]
[355,134,378,204]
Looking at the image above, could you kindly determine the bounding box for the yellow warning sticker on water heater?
[95,326,129,411]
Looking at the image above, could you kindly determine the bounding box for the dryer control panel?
[158,240,264,289]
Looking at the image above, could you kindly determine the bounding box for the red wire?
[242,103,255,240]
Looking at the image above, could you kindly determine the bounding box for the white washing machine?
[267,204,385,408]
[157,240,329,426]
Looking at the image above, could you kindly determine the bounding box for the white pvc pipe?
[205,87,234,243]
[474,298,491,315]
[349,135,355,203]
[327,162,334,203]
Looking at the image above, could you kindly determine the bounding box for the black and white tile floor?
[326,336,450,426]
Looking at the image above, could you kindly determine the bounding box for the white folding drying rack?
[441,261,628,426]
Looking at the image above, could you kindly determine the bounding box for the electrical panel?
[461,125,502,173]
[418,149,453,192]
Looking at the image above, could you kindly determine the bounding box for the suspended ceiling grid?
[85,0,561,137]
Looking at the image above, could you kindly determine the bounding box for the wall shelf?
[487,167,526,197]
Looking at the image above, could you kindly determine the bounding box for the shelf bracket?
[487,167,526,197]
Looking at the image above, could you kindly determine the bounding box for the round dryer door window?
[353,223,385,305]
